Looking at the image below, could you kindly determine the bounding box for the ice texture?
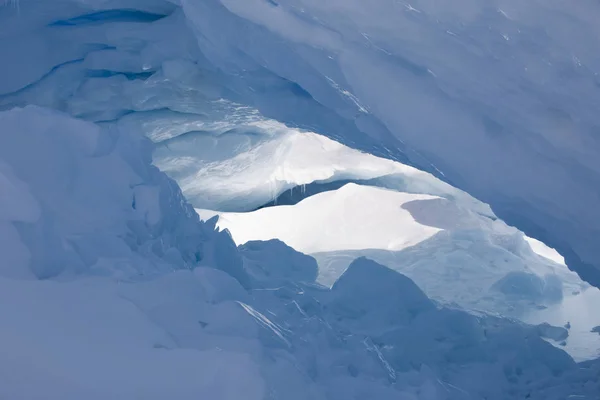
[179,0,600,286]
[0,106,598,398]
[1,0,599,285]
[1,0,600,398]
[202,180,600,361]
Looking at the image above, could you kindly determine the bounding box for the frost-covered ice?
[0,106,598,398]
[2,0,600,398]
[199,184,441,254]
[524,236,566,266]
[2,0,600,287]
[200,179,600,360]
[180,0,600,287]
[155,120,423,212]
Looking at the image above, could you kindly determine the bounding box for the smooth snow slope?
[199,184,441,253]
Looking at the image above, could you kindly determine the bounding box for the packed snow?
[198,184,441,254]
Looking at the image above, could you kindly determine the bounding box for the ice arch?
[1,0,600,286]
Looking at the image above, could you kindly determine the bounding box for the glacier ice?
[202,179,600,361]
[179,0,600,286]
[0,105,599,398]
[1,0,600,398]
[2,0,599,284]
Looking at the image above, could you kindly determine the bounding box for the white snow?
[198,179,600,361]
[198,184,440,254]
[0,274,265,400]
[0,102,596,400]
[157,122,420,211]
[180,0,600,286]
[150,107,482,213]
[1,0,600,285]
[1,1,600,398]
[524,235,566,266]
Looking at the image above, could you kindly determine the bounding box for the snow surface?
[199,179,600,361]
[156,123,430,212]
[0,106,598,398]
[0,273,265,400]
[2,0,599,287]
[524,235,566,266]
[179,0,600,286]
[199,184,441,254]
[2,1,600,398]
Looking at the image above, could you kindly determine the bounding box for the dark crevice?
[48,9,169,27]
[85,69,156,80]
[252,177,406,211]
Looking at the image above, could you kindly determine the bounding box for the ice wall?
[1,3,600,398]
[0,106,241,281]
[179,0,600,285]
[3,107,598,399]
[1,0,599,285]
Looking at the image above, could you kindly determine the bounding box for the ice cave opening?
[1,1,599,399]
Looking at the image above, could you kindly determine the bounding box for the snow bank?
[155,125,427,212]
[198,183,440,253]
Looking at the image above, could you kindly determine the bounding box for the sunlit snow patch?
[152,110,451,212]
[524,235,566,266]
[197,168,600,361]
[198,184,440,254]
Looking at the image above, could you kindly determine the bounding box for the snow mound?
[239,239,318,288]
[198,183,440,253]
[535,323,569,343]
[492,271,563,303]
[328,257,435,330]
[0,272,265,400]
